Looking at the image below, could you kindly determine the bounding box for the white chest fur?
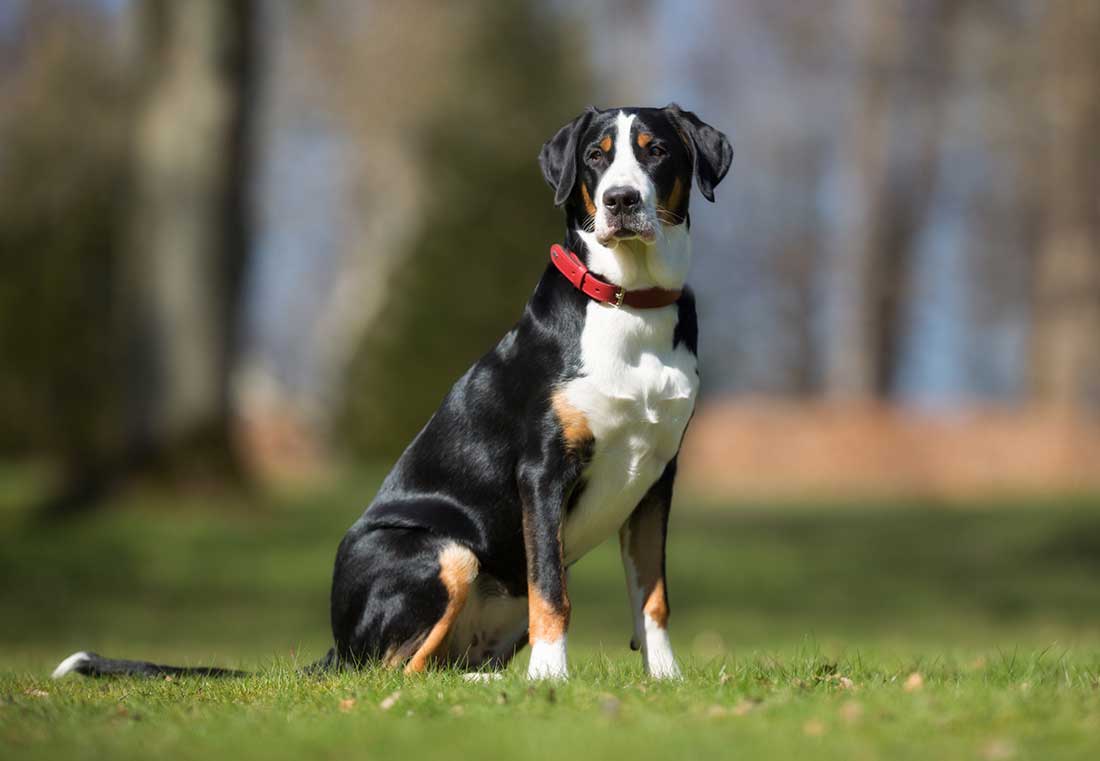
[560,300,698,565]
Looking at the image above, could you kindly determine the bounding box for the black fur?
[51,653,245,678]
[539,106,597,206]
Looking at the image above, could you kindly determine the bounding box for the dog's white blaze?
[597,113,651,206]
[594,112,658,244]
[527,635,569,680]
[560,288,698,566]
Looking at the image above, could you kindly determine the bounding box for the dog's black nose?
[602,186,641,215]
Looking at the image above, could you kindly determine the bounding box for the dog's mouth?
[596,216,657,246]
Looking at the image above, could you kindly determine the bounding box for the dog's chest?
[560,302,698,564]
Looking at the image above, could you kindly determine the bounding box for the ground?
[2,466,1099,760]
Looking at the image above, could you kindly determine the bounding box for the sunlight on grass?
[2,468,1100,759]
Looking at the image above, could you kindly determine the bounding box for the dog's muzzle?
[598,185,655,244]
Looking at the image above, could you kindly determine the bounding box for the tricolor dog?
[52,104,732,682]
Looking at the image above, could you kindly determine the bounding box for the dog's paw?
[526,638,569,680]
[645,652,683,680]
[643,628,683,680]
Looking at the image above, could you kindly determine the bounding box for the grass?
[2,468,1100,759]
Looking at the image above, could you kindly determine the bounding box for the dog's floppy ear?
[539,106,597,207]
[664,103,732,203]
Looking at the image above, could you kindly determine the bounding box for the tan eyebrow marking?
[637,132,654,148]
[599,134,612,153]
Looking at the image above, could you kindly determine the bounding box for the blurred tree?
[0,1,259,514]
[824,0,960,398]
[292,1,475,419]
[338,0,591,459]
[0,4,132,502]
[115,0,258,485]
[952,3,1045,404]
[1031,0,1100,411]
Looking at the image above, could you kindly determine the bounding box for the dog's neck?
[565,224,692,292]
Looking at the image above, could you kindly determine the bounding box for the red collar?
[549,244,682,309]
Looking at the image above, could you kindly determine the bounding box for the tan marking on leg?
[528,584,570,642]
[580,182,597,217]
[622,499,672,631]
[550,390,593,452]
[599,134,613,153]
[643,578,669,629]
[404,544,479,673]
[637,132,654,148]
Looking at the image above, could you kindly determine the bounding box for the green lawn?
[2,469,1100,759]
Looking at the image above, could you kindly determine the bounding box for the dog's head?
[539,105,732,245]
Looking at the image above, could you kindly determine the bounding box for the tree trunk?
[118,0,257,479]
[825,0,956,399]
[823,0,898,398]
[1031,0,1100,411]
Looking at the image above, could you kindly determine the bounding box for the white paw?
[645,649,683,680]
[644,627,682,680]
[527,637,569,680]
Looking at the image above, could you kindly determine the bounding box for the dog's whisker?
[656,205,685,226]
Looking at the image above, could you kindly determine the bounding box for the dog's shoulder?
[359,268,585,526]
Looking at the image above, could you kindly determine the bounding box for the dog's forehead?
[580,110,622,144]
[580,108,679,148]
[628,108,679,138]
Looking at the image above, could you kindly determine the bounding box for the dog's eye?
[586,148,604,164]
[648,144,668,159]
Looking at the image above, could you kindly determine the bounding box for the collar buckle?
[612,288,625,308]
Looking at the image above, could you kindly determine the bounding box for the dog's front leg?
[519,462,577,681]
[620,461,682,680]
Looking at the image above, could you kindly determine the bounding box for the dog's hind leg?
[403,544,479,673]
[332,525,481,672]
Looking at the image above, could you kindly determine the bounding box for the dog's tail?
[50,651,246,679]
[51,648,339,679]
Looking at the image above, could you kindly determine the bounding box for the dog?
[52,104,731,682]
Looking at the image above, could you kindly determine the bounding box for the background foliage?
[340,0,589,458]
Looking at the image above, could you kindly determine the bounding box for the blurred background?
[1,0,1099,667]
